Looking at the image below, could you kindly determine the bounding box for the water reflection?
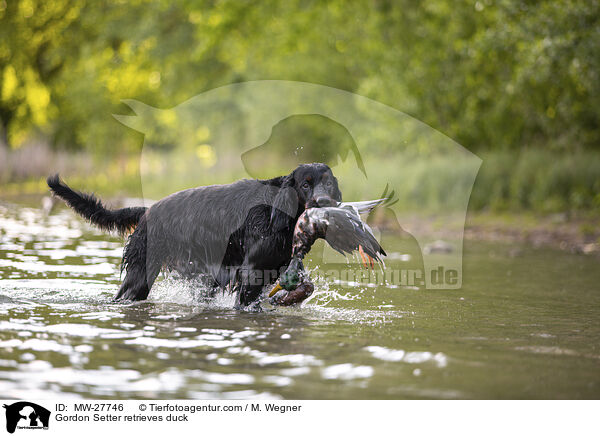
[1,200,599,399]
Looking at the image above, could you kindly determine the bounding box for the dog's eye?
[302,182,310,189]
[326,180,333,187]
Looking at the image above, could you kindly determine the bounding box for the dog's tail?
[47,174,147,235]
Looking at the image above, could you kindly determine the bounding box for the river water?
[0,200,598,399]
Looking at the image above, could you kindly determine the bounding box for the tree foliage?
[1,0,598,152]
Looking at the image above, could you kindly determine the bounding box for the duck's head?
[269,258,305,296]
[280,258,305,290]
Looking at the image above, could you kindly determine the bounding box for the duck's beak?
[268,282,283,298]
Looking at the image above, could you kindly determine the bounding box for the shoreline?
[464,212,600,256]
[2,192,599,258]
[373,210,600,257]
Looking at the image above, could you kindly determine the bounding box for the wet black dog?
[47,163,342,308]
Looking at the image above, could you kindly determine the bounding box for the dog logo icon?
[3,402,50,434]
[115,80,481,290]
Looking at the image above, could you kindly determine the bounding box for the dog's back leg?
[114,217,161,301]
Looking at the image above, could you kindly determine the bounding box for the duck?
[269,199,387,303]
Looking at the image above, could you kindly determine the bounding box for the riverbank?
[370,209,600,258]
[1,191,598,259]
[465,212,600,256]
[1,145,599,257]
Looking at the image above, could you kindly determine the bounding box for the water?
[0,200,599,399]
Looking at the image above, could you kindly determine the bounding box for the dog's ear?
[332,175,342,202]
[270,175,299,232]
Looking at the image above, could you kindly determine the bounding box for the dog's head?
[270,163,342,230]
[290,163,342,208]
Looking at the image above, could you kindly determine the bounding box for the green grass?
[471,149,600,213]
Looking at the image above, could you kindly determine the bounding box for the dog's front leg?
[235,284,265,311]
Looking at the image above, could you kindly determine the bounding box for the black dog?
[47,163,342,307]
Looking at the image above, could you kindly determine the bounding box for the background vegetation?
[1,0,599,214]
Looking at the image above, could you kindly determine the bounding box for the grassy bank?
[2,145,599,213]
[1,145,599,254]
[0,143,143,198]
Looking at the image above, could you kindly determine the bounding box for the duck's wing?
[338,198,386,215]
[324,208,386,262]
[273,205,386,298]
[292,207,385,267]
